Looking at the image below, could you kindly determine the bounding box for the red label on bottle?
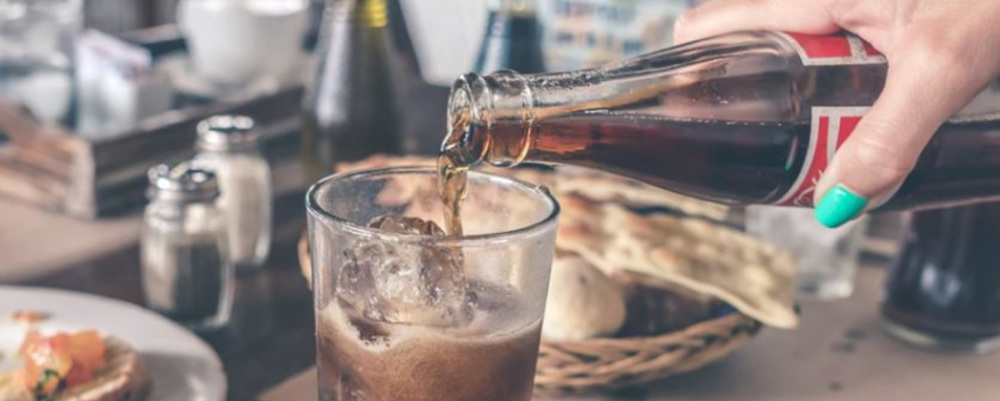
[775,107,869,206]
[779,32,886,66]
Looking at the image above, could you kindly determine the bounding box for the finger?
[674,0,840,44]
[812,48,995,228]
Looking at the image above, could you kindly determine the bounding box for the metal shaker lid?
[147,161,219,202]
[196,115,258,152]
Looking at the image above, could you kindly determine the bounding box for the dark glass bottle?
[302,0,403,180]
[386,0,421,79]
[883,202,1000,352]
[441,31,1000,211]
[473,0,546,74]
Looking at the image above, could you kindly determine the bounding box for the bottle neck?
[443,71,535,169]
[327,0,388,27]
[444,31,807,169]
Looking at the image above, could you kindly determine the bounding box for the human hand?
[675,0,1000,227]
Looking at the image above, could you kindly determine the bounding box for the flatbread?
[545,166,733,221]
[556,194,797,328]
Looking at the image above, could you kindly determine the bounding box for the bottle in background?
[474,0,546,74]
[302,0,403,180]
[386,0,421,80]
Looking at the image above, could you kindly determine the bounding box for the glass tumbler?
[883,202,1000,353]
[746,205,868,299]
[0,0,81,124]
[306,167,560,401]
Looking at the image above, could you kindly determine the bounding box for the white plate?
[0,286,226,401]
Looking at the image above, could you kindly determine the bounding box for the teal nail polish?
[814,185,868,228]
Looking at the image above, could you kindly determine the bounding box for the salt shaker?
[141,162,233,331]
[193,115,273,271]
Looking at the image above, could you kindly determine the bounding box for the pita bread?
[556,194,797,328]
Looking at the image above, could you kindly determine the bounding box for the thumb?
[813,51,990,228]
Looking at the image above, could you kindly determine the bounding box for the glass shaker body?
[194,115,273,271]
[141,163,234,331]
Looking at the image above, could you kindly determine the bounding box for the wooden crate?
[0,86,304,219]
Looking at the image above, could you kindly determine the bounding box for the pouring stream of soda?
[438,110,473,237]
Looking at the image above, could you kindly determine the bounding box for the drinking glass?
[306,167,559,401]
[746,206,868,299]
[883,202,1000,353]
[0,0,81,123]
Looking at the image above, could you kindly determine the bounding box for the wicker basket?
[534,312,761,395]
[298,233,762,393]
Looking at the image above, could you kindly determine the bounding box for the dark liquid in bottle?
[883,202,1000,346]
[477,112,1000,209]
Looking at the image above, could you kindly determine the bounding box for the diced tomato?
[67,330,105,371]
[50,333,70,350]
[63,364,94,387]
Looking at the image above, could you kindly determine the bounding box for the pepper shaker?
[141,162,233,331]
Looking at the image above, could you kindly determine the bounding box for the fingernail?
[814,185,868,228]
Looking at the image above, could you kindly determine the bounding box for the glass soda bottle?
[302,0,403,180]
[441,31,1000,211]
[473,0,546,74]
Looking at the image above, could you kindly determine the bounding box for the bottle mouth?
[442,71,534,169]
[441,73,490,168]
